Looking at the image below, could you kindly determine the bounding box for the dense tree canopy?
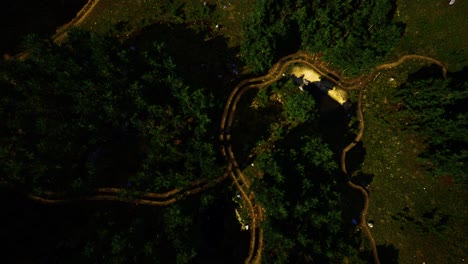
[0,29,223,195]
[0,28,235,263]
[391,68,468,183]
[252,124,357,263]
[241,80,360,262]
[241,0,403,74]
[240,0,296,74]
[1,1,465,263]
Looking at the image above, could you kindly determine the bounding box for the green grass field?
[395,0,468,71]
[361,68,467,263]
[360,1,468,261]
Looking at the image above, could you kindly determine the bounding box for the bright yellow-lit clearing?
[290,66,321,83]
[290,66,348,105]
[328,87,348,105]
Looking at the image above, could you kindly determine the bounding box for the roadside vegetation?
[357,1,468,262]
[360,64,467,263]
[0,29,234,262]
[252,127,355,263]
[391,68,467,183]
[77,0,255,47]
[1,29,224,195]
[248,85,360,262]
[240,0,404,75]
[394,0,468,71]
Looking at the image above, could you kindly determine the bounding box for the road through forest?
[219,51,446,264]
[29,51,446,263]
[24,2,447,262]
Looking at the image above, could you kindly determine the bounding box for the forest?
[0,0,466,263]
[241,0,404,75]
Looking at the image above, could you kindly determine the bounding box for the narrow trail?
[21,46,445,262]
[219,51,446,264]
[16,0,100,60]
[28,173,228,206]
[15,0,234,207]
[52,0,101,43]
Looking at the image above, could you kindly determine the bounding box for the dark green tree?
[0,29,223,195]
[241,0,403,74]
[276,80,317,127]
[0,28,232,263]
[240,0,297,73]
[391,69,468,182]
[253,125,357,263]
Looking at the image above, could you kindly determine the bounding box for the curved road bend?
[220,51,446,264]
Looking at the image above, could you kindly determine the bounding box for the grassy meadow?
[360,0,467,262]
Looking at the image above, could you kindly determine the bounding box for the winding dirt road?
[22,1,447,260]
[52,0,100,43]
[25,50,446,263]
[219,51,446,264]
[15,0,100,60]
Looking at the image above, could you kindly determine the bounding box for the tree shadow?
[1,0,87,55]
[129,22,244,153]
[129,22,241,101]
[339,181,365,230]
[377,244,400,264]
[345,142,367,176]
[356,244,399,264]
[406,64,446,82]
[351,171,375,188]
[194,189,249,264]
[448,66,468,81]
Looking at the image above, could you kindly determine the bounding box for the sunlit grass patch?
[361,68,467,263]
[395,0,468,71]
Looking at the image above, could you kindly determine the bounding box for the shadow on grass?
[351,171,375,188]
[129,22,241,102]
[377,244,399,264]
[128,22,244,151]
[193,187,249,264]
[356,244,399,264]
[1,0,87,55]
